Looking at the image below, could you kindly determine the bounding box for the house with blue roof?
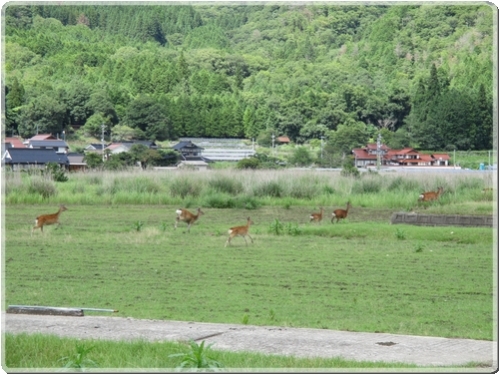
[2,148,70,171]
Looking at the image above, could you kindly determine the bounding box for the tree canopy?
[4,4,494,150]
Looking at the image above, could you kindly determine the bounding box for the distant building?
[2,148,70,171]
[172,140,205,160]
[352,144,449,167]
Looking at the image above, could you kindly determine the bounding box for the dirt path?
[3,313,497,370]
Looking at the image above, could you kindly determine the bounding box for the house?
[104,140,158,155]
[28,139,69,154]
[2,148,70,171]
[276,136,291,144]
[172,140,205,160]
[85,143,108,154]
[67,153,87,172]
[352,144,449,168]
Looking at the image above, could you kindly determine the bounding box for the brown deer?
[309,207,324,223]
[331,202,352,223]
[31,205,68,235]
[175,208,204,232]
[225,217,254,247]
[418,187,444,203]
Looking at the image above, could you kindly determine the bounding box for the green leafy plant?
[159,221,168,232]
[395,228,406,240]
[414,243,424,253]
[285,222,301,236]
[59,343,99,371]
[242,314,249,325]
[133,221,144,232]
[268,219,284,235]
[168,340,223,371]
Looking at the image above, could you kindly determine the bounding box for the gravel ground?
[3,312,497,371]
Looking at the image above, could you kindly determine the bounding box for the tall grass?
[3,169,495,214]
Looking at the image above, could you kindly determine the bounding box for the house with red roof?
[352,144,449,168]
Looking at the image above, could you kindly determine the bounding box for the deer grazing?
[309,207,324,223]
[31,205,68,236]
[331,202,352,224]
[175,208,204,232]
[418,187,444,204]
[225,217,254,247]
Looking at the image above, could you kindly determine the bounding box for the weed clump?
[28,175,57,199]
[170,177,202,198]
[208,176,244,195]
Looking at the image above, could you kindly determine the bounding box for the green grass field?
[4,204,494,341]
[3,169,496,369]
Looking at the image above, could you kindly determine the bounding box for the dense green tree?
[3,4,494,149]
[123,95,172,140]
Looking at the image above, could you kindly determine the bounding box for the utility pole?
[101,124,106,162]
[376,133,381,170]
[320,136,324,162]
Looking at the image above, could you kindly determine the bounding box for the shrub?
[170,177,202,198]
[28,175,57,198]
[253,181,284,197]
[45,162,68,182]
[208,176,244,195]
[353,178,382,194]
[237,157,260,169]
[204,192,235,209]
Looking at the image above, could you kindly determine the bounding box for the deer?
[175,208,204,232]
[309,207,324,223]
[418,186,444,204]
[331,202,352,224]
[31,205,68,236]
[225,217,254,247]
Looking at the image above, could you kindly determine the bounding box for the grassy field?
[4,204,494,341]
[3,169,496,369]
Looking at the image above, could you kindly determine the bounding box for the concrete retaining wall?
[391,212,493,227]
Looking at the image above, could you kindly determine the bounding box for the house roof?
[3,148,69,165]
[29,140,69,148]
[172,141,204,151]
[352,148,377,160]
[4,137,25,148]
[67,153,86,165]
[276,136,290,143]
[431,154,450,160]
[365,143,390,151]
[28,134,57,141]
[86,144,108,150]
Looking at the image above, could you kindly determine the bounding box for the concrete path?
[3,313,497,371]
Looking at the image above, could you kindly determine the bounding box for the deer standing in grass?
[331,202,352,223]
[175,208,204,232]
[309,207,324,223]
[225,217,254,247]
[31,205,67,236]
[418,187,444,205]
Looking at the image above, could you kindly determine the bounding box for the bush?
[170,177,202,198]
[203,192,235,209]
[237,157,260,169]
[28,175,57,198]
[253,181,284,197]
[208,176,244,195]
[45,162,68,182]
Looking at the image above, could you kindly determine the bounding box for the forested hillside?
[4,4,494,151]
